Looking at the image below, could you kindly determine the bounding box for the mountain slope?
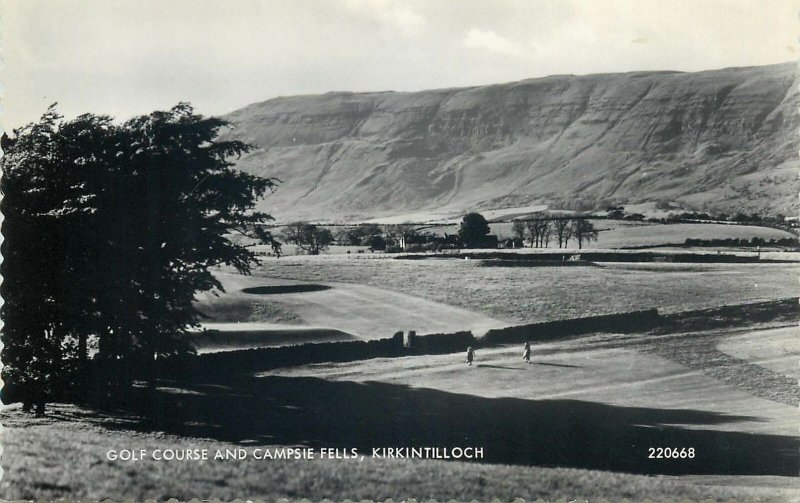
[222,63,799,222]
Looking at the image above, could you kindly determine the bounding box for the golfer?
[523,341,532,364]
[466,346,474,366]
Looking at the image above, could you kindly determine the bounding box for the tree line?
[280,212,600,254]
[1,103,277,414]
[507,213,600,249]
[280,222,424,254]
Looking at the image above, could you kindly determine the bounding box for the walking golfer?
[466,346,474,366]
[523,341,532,364]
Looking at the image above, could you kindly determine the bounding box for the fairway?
[3,308,797,500]
[193,270,508,350]
[717,326,798,379]
[257,322,799,481]
[264,325,798,437]
[252,257,799,324]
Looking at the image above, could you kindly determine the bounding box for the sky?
[1,0,797,129]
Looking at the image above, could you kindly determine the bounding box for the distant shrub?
[684,237,798,248]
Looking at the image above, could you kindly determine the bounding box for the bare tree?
[571,218,599,249]
[540,219,553,248]
[511,220,527,245]
[525,219,539,248]
[525,213,551,247]
[553,217,572,248]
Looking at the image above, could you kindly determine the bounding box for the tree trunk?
[78,333,88,364]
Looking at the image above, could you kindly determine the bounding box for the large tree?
[0,107,117,412]
[1,103,280,411]
[99,103,280,384]
[284,222,333,254]
[382,224,419,249]
[458,212,491,248]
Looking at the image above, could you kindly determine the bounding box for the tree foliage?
[1,103,280,411]
[458,212,491,247]
[284,222,333,254]
[335,223,383,246]
[382,224,419,248]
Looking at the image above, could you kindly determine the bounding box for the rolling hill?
[221,62,799,222]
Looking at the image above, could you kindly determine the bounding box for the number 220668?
[648,447,695,459]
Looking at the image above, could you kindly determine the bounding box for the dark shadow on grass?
[242,284,331,295]
[476,364,522,370]
[193,327,358,351]
[99,374,798,477]
[536,362,583,368]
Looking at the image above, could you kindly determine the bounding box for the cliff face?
[222,63,799,222]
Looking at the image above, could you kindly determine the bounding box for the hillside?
[222,63,799,222]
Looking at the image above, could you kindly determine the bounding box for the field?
[418,221,795,250]
[3,315,798,500]
[589,222,796,249]
[262,221,796,258]
[4,232,800,500]
[240,258,798,326]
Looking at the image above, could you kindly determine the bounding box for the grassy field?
[5,223,798,500]
[419,221,795,249]
[4,319,798,501]
[4,405,793,501]
[259,220,796,257]
[246,258,798,325]
[590,222,796,249]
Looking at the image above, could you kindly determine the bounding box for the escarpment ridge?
[222,63,799,222]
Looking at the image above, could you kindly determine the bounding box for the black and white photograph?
[0,1,798,500]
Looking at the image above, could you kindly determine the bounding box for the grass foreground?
[2,402,799,501]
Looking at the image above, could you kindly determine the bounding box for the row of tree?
[511,214,599,249]
[1,104,277,414]
[282,222,423,254]
[611,205,788,226]
[279,213,602,255]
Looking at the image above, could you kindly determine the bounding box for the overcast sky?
[2,0,797,129]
